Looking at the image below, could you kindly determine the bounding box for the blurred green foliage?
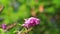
[0,0,60,34]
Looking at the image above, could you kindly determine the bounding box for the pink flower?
[22,17,40,28]
[2,23,6,30]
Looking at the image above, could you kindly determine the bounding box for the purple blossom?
[2,23,6,30]
[22,17,40,28]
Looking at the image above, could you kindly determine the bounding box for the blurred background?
[0,0,60,34]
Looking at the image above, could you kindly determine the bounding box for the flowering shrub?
[0,0,60,34]
[16,17,40,34]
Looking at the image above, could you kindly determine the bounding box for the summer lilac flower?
[2,23,6,30]
[22,17,40,28]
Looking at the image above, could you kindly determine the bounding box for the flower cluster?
[22,17,40,28]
